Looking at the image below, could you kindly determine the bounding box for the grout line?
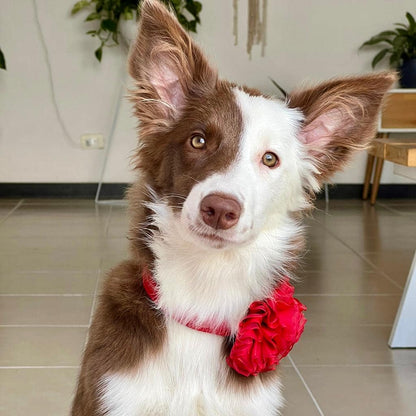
[0,324,89,328]
[0,366,80,369]
[314,218,404,291]
[303,324,392,327]
[293,364,412,368]
[86,205,114,330]
[0,291,94,297]
[377,202,416,222]
[296,293,401,297]
[0,199,24,225]
[88,270,102,329]
[288,355,325,416]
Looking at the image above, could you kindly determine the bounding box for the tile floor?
[0,198,415,415]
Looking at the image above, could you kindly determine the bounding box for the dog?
[71,0,395,414]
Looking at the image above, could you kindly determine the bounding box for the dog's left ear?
[128,0,217,130]
[289,72,396,184]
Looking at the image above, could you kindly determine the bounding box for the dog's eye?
[262,152,279,168]
[190,135,206,149]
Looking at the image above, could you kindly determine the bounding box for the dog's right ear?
[129,0,217,129]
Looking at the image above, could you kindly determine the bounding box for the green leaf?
[95,45,103,61]
[371,48,389,68]
[71,0,90,15]
[395,23,408,29]
[86,29,97,35]
[392,36,406,48]
[187,19,197,32]
[406,12,416,31]
[85,12,100,21]
[185,0,202,16]
[389,52,401,67]
[396,28,410,36]
[0,48,6,70]
[101,18,117,32]
[122,10,134,20]
[376,30,397,37]
[360,36,392,48]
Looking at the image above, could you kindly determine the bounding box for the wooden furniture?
[362,89,416,204]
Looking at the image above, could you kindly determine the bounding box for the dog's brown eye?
[190,135,206,149]
[262,152,279,168]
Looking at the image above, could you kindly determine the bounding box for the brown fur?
[72,261,165,415]
[289,72,397,183]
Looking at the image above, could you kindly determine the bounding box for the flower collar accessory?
[142,267,306,377]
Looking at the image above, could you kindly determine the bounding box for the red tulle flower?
[226,279,307,377]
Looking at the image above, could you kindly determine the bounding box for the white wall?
[1,0,415,184]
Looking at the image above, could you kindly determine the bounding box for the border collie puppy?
[71,0,395,414]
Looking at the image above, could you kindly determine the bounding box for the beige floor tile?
[0,204,110,238]
[107,206,129,238]
[22,199,98,207]
[291,325,416,366]
[0,250,101,274]
[0,296,93,325]
[379,202,416,214]
[0,368,78,416]
[99,238,131,273]
[339,234,416,253]
[306,235,351,254]
[0,201,20,221]
[379,199,416,206]
[280,367,322,416]
[0,327,88,366]
[298,295,401,326]
[0,218,108,238]
[0,236,104,253]
[364,251,415,287]
[0,271,98,294]
[298,365,416,416]
[296,270,402,295]
[301,252,373,273]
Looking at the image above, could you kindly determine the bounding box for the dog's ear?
[128,0,217,129]
[289,72,396,184]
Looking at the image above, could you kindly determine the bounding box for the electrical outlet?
[80,134,105,149]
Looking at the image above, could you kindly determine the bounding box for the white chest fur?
[100,319,283,416]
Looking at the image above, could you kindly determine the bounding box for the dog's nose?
[200,194,241,230]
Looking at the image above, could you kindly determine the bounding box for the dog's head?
[128,0,395,251]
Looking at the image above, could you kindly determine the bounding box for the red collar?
[142,267,307,377]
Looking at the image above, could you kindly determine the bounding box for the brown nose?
[200,194,241,230]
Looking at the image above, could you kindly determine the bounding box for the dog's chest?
[100,320,283,416]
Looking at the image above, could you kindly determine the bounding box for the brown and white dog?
[71,0,395,414]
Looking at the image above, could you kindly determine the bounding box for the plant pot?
[399,58,416,88]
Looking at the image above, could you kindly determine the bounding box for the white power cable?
[32,0,79,148]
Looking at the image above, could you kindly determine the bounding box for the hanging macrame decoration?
[233,0,268,57]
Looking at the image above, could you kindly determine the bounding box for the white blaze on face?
[180,88,307,248]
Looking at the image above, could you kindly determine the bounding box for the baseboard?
[317,184,416,199]
[0,183,415,200]
[0,183,129,200]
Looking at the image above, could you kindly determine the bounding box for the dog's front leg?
[71,260,166,415]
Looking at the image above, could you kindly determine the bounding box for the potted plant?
[360,11,416,88]
[71,0,202,61]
